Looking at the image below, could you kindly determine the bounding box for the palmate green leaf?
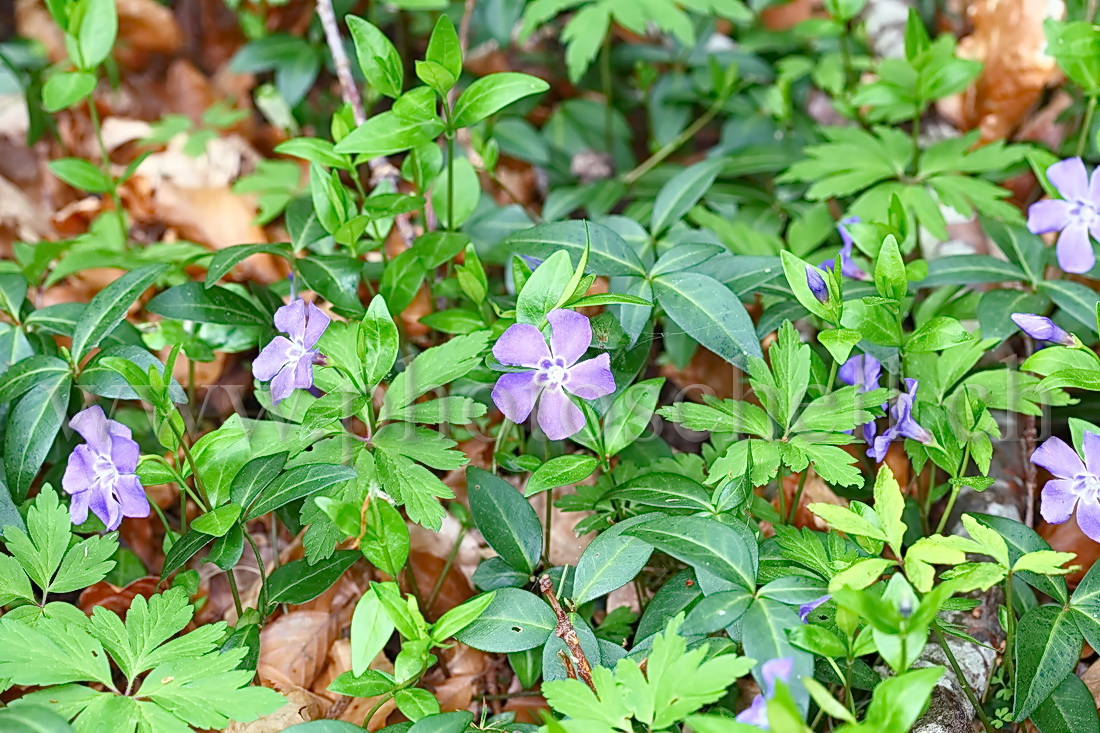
[85,587,193,681]
[50,533,117,595]
[0,553,34,605]
[4,486,104,596]
[380,331,490,418]
[794,439,864,488]
[561,4,613,82]
[385,396,487,424]
[657,397,772,437]
[135,646,284,729]
[1014,606,1083,722]
[0,703,76,732]
[793,386,889,434]
[778,126,908,199]
[372,424,469,470]
[374,448,454,530]
[0,615,113,686]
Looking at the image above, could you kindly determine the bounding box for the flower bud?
[806,265,829,303]
[1010,313,1076,347]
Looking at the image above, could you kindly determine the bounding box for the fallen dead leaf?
[257,610,340,690]
[225,684,327,732]
[78,575,160,617]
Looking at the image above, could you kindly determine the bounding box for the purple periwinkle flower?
[254,299,330,405]
[62,406,148,531]
[822,216,868,281]
[1011,313,1076,347]
[798,595,830,623]
[1032,433,1100,541]
[806,266,829,303]
[839,354,883,446]
[869,378,933,462]
[1027,157,1100,273]
[736,657,795,729]
[491,309,615,440]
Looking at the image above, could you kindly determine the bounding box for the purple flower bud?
[1010,313,1075,347]
[798,595,830,623]
[806,266,829,303]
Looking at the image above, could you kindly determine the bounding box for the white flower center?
[1076,472,1100,498]
[93,453,120,484]
[537,357,569,388]
[1074,200,1098,225]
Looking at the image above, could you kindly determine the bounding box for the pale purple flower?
[736,657,795,729]
[254,299,330,404]
[62,406,148,531]
[1011,313,1076,347]
[839,354,883,446]
[798,595,830,623]
[869,378,932,462]
[1027,157,1100,273]
[491,309,615,440]
[1032,433,1100,541]
[806,266,829,303]
[822,216,868,280]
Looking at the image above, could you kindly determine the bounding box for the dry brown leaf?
[225,685,327,732]
[257,610,340,690]
[116,0,184,55]
[153,183,267,251]
[952,0,1064,142]
[410,550,475,621]
[78,576,160,617]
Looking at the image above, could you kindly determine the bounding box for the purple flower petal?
[1084,432,1100,476]
[491,371,543,424]
[89,485,122,531]
[1027,199,1074,234]
[869,428,894,462]
[806,266,829,303]
[798,595,830,623]
[547,309,592,366]
[109,431,140,475]
[735,695,769,728]
[254,336,296,381]
[270,362,299,405]
[1077,494,1100,542]
[69,406,112,455]
[564,353,615,400]
[1048,157,1090,201]
[762,657,794,694]
[839,354,881,393]
[300,301,331,348]
[273,299,307,337]
[537,387,585,440]
[1040,478,1079,525]
[1057,220,1096,273]
[493,323,551,367]
[893,379,932,444]
[115,474,150,519]
[69,489,91,525]
[62,444,96,496]
[1031,436,1085,479]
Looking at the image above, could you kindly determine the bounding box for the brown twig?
[315,0,417,247]
[538,574,596,692]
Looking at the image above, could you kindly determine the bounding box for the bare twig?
[315,0,416,246]
[539,575,596,692]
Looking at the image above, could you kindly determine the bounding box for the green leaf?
[426,15,462,79]
[0,615,114,686]
[191,503,242,537]
[653,271,762,367]
[451,73,550,128]
[682,588,754,635]
[380,331,489,417]
[48,158,112,193]
[874,235,907,301]
[266,551,359,607]
[573,515,655,605]
[1041,280,1100,335]
[515,249,573,325]
[350,589,396,676]
[920,255,1026,286]
[906,316,973,352]
[873,465,906,556]
[146,282,267,326]
[245,463,356,520]
[42,70,96,112]
[347,16,403,98]
[650,158,726,236]
[467,466,542,574]
[503,220,646,277]
[333,112,444,157]
[204,244,292,288]
[51,533,117,594]
[374,448,453,531]
[741,598,814,704]
[604,473,712,512]
[624,515,756,591]
[71,264,166,362]
[970,513,1068,602]
[1030,672,1100,733]
[359,295,399,390]
[0,705,75,731]
[159,529,214,581]
[818,328,862,365]
[525,455,598,497]
[1014,606,1083,722]
[372,425,468,470]
[807,503,886,541]
[454,588,556,652]
[602,378,663,457]
[431,591,497,642]
[5,376,72,502]
[362,498,410,577]
[77,0,118,68]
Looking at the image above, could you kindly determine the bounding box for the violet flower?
[1032,433,1100,541]
[1027,157,1100,273]
[1011,313,1076,347]
[839,353,883,446]
[491,309,615,440]
[869,378,933,462]
[806,266,829,303]
[798,595,830,623]
[822,216,868,280]
[62,406,148,531]
[254,299,330,404]
[736,657,795,729]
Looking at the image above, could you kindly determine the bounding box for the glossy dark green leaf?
[451,73,549,128]
[653,272,762,367]
[502,220,645,276]
[1014,605,1083,722]
[205,244,291,287]
[624,515,757,591]
[454,588,555,653]
[245,463,357,520]
[1031,672,1100,733]
[146,282,268,326]
[4,374,71,502]
[70,264,167,361]
[467,466,542,574]
[524,454,598,497]
[971,513,1068,602]
[229,452,288,509]
[573,514,655,605]
[0,355,69,404]
[650,158,726,236]
[266,550,359,606]
[160,528,215,581]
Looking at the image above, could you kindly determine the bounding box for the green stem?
[910,108,922,175]
[600,31,614,161]
[427,525,467,609]
[226,567,244,618]
[446,133,455,231]
[245,529,269,612]
[86,98,129,247]
[1003,571,1016,693]
[543,487,553,566]
[786,470,809,525]
[934,625,998,733]
[1077,95,1097,158]
[622,102,721,186]
[935,443,971,534]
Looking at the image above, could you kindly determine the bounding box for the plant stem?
[226,567,244,618]
[427,525,467,609]
[910,109,922,175]
[446,132,455,231]
[86,98,129,247]
[543,488,553,566]
[622,103,721,186]
[934,625,998,733]
[786,469,809,525]
[935,443,971,534]
[1077,95,1097,158]
[1002,571,1016,693]
[244,529,269,612]
[600,31,614,163]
